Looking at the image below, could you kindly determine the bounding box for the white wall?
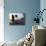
[0,0,4,42]
[40,0,46,27]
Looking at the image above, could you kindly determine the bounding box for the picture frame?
[9,13,25,25]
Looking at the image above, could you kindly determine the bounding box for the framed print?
[9,13,25,25]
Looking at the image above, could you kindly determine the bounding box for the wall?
[4,0,40,42]
[40,0,46,27]
[0,0,4,42]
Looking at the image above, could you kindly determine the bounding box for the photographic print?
[9,13,25,25]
